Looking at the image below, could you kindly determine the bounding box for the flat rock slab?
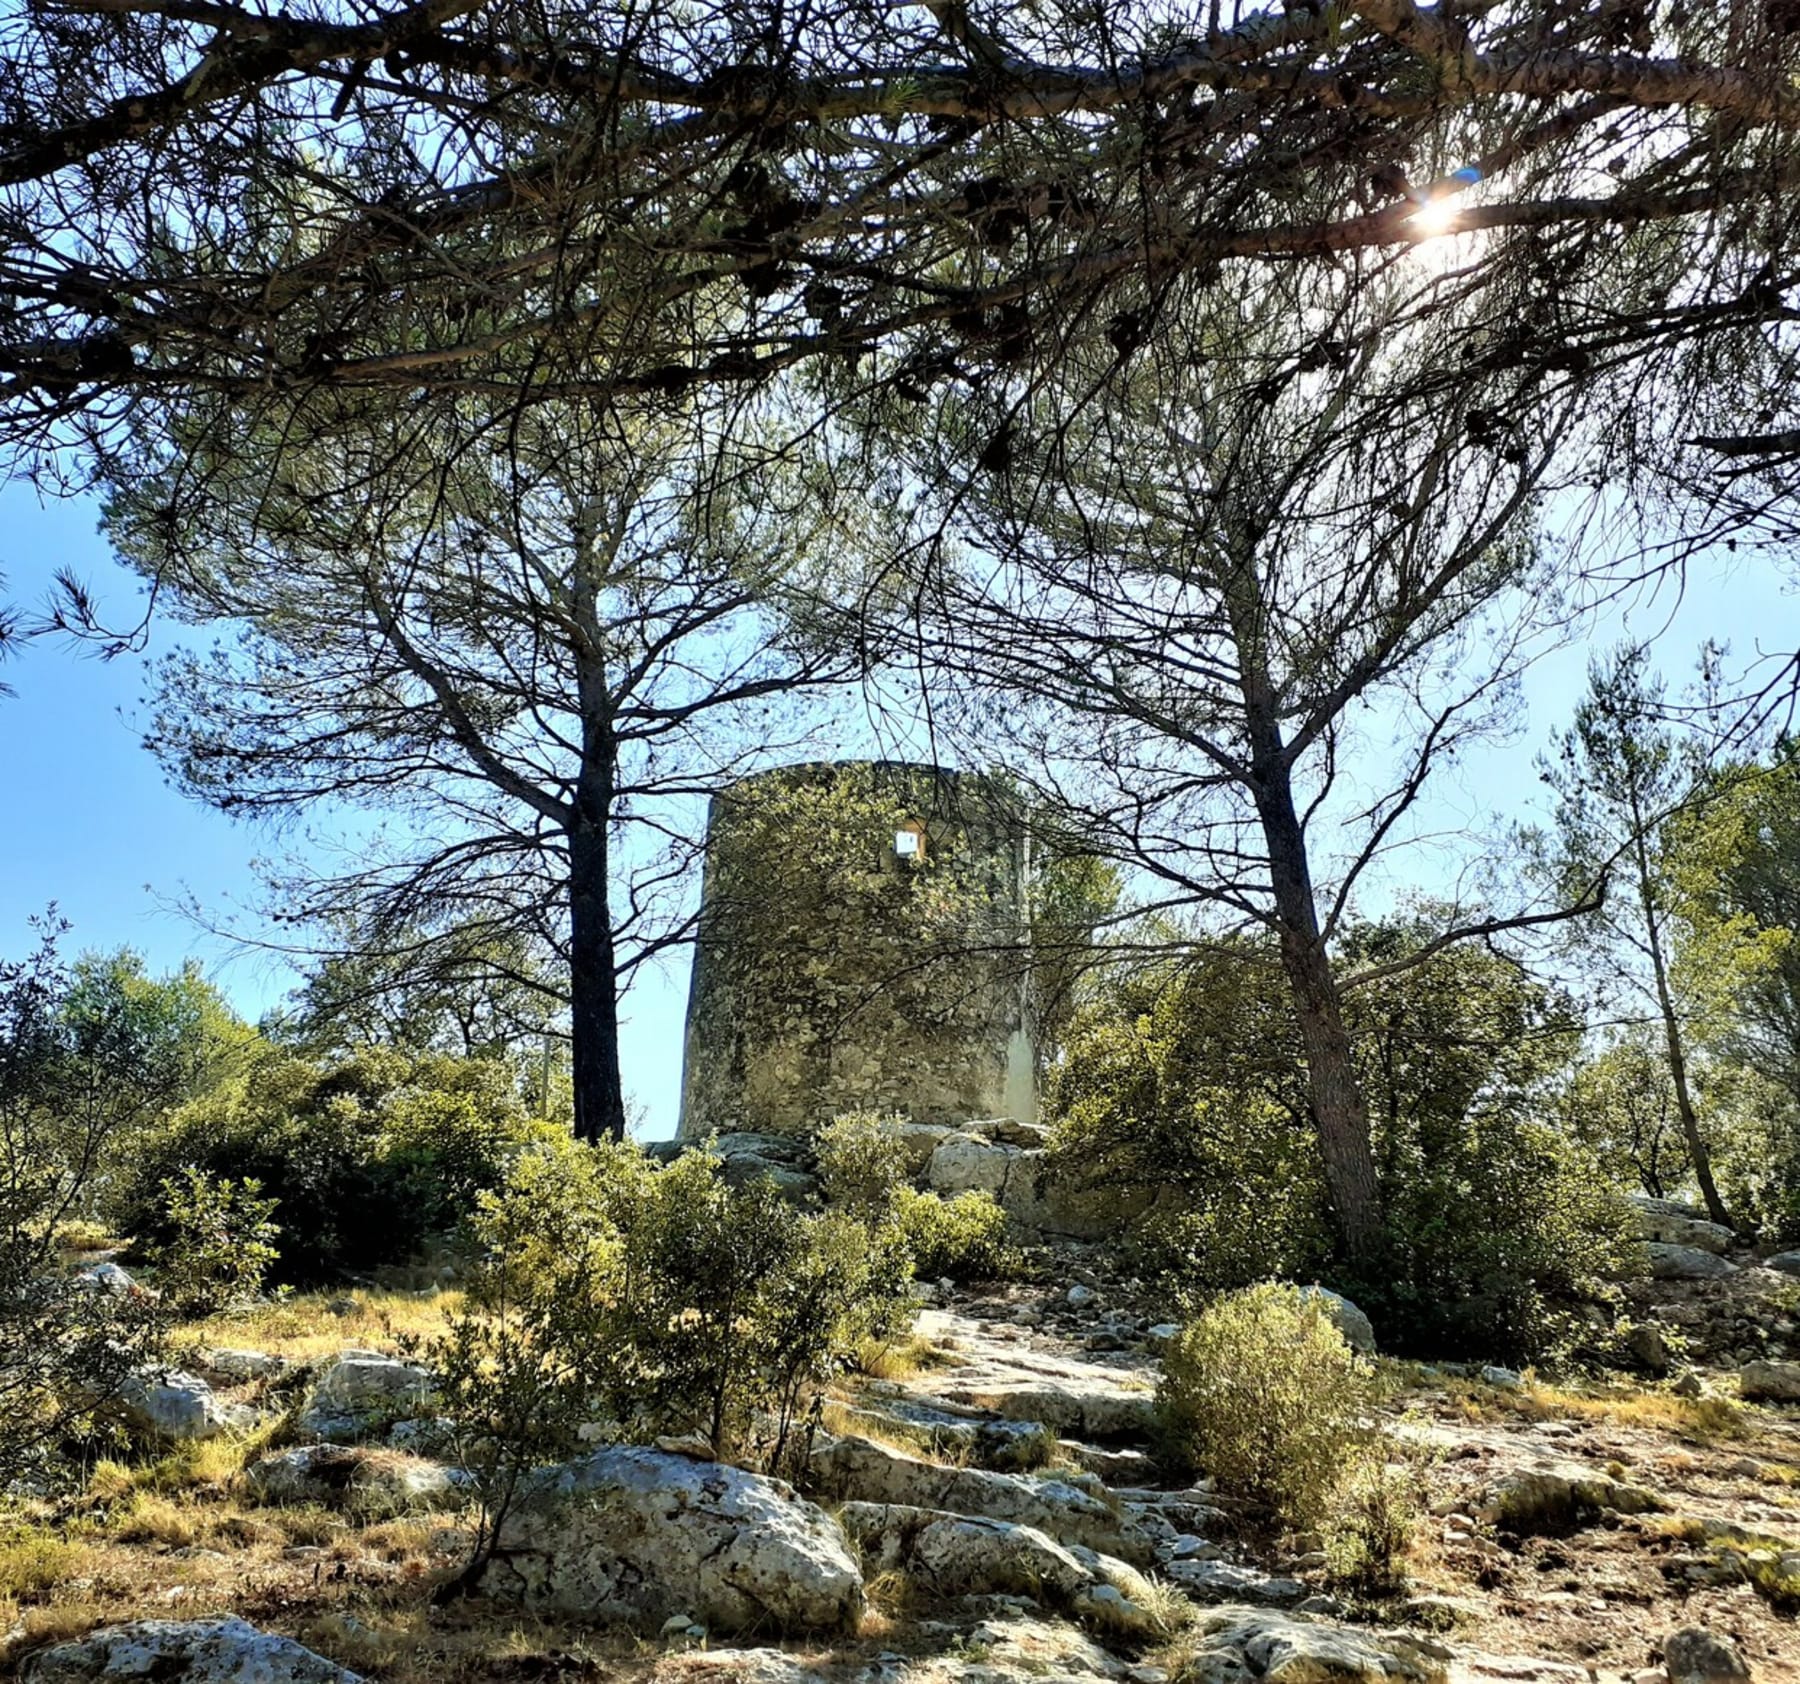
[902,1310,1157,1440]
[245,1444,471,1515]
[1185,1606,1449,1684]
[1479,1463,1664,1533]
[1646,1244,1740,1282]
[809,1432,1139,1562]
[478,1446,863,1634]
[19,1618,363,1683]
[1168,1559,1307,1606]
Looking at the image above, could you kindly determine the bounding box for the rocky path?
[18,1260,1796,1684]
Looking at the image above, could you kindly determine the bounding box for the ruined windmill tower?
[677,761,1039,1140]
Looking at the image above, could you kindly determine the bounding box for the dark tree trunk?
[1255,770,1385,1260]
[568,742,627,1144]
[1632,833,1733,1231]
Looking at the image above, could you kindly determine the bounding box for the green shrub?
[114,1047,544,1283]
[0,923,173,1490]
[1049,924,1638,1362]
[894,1187,1014,1281]
[1156,1284,1372,1533]
[814,1110,911,1221]
[1324,1446,1426,1596]
[148,1168,281,1314]
[428,1138,913,1573]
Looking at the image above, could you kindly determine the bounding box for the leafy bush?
[0,922,173,1488]
[115,1047,544,1283]
[429,1139,913,1577]
[1156,1284,1372,1534]
[1049,922,1637,1361]
[1324,1446,1426,1596]
[814,1110,912,1221]
[147,1168,280,1315]
[894,1187,1014,1281]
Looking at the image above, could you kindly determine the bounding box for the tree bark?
[1253,763,1386,1260]
[1632,832,1733,1231]
[568,728,627,1144]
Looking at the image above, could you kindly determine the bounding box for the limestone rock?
[808,1431,1140,1560]
[297,1350,435,1441]
[75,1261,138,1295]
[1646,1244,1739,1282]
[905,1309,1158,1439]
[476,1446,862,1633]
[196,1348,290,1385]
[657,1654,830,1684]
[245,1444,471,1515]
[1295,1286,1376,1355]
[19,1617,362,1683]
[871,1609,1132,1684]
[117,1370,250,1442]
[1478,1463,1664,1532]
[839,1501,1093,1601]
[923,1134,1117,1240]
[1663,1627,1752,1684]
[885,1120,956,1176]
[1167,1559,1306,1606]
[1739,1359,1800,1402]
[1181,1607,1447,1684]
[1629,1196,1735,1256]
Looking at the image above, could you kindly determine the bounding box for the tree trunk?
[1632,835,1733,1230]
[1242,716,1384,1260]
[568,757,627,1144]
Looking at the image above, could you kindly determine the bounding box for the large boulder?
[1629,1195,1736,1256]
[297,1350,435,1441]
[881,1119,957,1176]
[838,1501,1093,1602]
[245,1444,471,1515]
[650,1133,818,1200]
[1294,1286,1376,1355]
[1663,1627,1752,1684]
[19,1618,361,1683]
[923,1134,1121,1241]
[117,1370,251,1443]
[807,1431,1141,1561]
[475,1446,862,1633]
[1477,1462,1664,1533]
[1740,1359,1800,1403]
[1181,1607,1448,1684]
[1646,1243,1740,1282]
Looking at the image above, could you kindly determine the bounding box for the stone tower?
[677,760,1038,1139]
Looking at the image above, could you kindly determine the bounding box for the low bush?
[814,1110,912,1221]
[894,1187,1014,1281]
[148,1168,281,1314]
[1324,1446,1427,1596]
[815,1110,1016,1282]
[114,1047,547,1283]
[428,1139,913,1580]
[1156,1283,1372,1534]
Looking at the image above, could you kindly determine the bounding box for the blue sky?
[2,476,1794,1140]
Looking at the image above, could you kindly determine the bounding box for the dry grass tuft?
[178,1289,463,1364]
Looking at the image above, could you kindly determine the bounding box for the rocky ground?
[5,1234,1796,1684]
